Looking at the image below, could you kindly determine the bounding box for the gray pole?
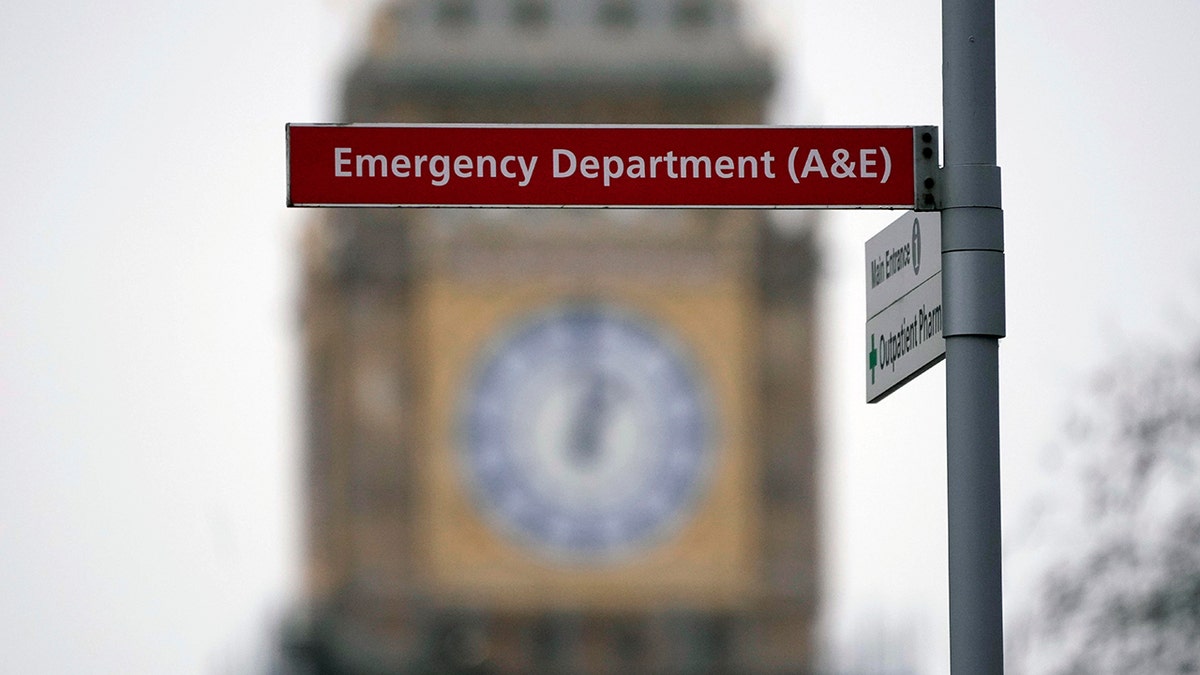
[941,0,1005,672]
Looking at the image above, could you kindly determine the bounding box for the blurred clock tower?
[288,0,821,672]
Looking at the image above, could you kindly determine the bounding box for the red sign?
[287,124,922,209]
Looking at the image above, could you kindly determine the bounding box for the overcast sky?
[3,0,1199,672]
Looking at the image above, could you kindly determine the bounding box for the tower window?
[597,0,637,31]
[673,0,715,30]
[512,0,551,30]
[436,0,476,29]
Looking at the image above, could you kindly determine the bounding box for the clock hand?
[567,371,609,469]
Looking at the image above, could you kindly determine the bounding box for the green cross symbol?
[868,335,878,384]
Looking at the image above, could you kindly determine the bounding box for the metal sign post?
[942,0,1005,671]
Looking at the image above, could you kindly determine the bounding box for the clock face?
[460,304,713,562]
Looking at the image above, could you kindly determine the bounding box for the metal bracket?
[943,249,1006,338]
[942,163,1002,210]
[914,126,941,211]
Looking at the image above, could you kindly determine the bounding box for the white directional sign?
[866,212,945,403]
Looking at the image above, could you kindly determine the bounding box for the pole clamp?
[941,163,1002,210]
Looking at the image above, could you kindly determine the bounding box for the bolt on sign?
[286,124,934,209]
